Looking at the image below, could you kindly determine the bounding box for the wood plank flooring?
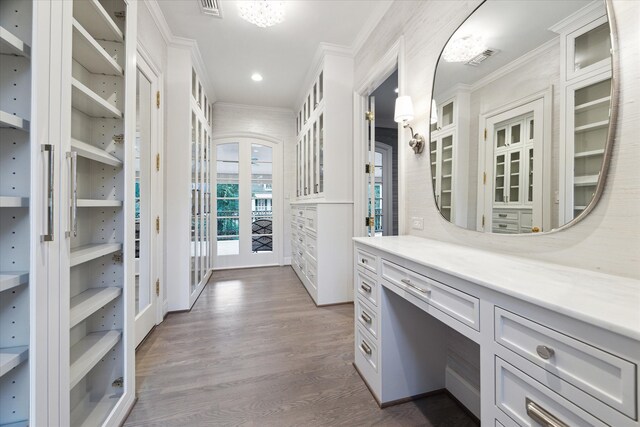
[124,266,478,426]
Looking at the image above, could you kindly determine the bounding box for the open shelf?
[0,110,30,132]
[0,421,29,427]
[70,243,122,267]
[574,174,599,187]
[0,346,28,378]
[70,287,122,328]
[70,392,121,427]
[575,96,611,112]
[0,197,28,208]
[72,19,123,76]
[73,0,123,42]
[575,120,609,133]
[574,149,605,158]
[71,78,122,119]
[77,199,123,208]
[71,138,122,167]
[0,26,30,57]
[69,330,121,389]
[0,272,28,293]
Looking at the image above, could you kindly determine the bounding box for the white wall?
[211,103,296,263]
[355,0,640,280]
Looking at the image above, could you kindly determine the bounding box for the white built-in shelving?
[70,243,122,267]
[72,20,122,76]
[69,330,121,389]
[71,78,122,119]
[71,138,122,166]
[0,347,28,378]
[0,26,30,57]
[70,287,122,328]
[73,0,123,42]
[77,199,123,208]
[0,110,30,132]
[0,197,29,208]
[0,272,28,293]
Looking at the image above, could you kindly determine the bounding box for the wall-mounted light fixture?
[394,96,425,154]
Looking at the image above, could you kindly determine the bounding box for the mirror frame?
[428,0,620,235]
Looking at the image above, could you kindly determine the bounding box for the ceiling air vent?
[199,0,222,17]
[466,49,498,67]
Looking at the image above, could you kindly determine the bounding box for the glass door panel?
[509,151,520,203]
[251,144,273,253]
[216,143,240,255]
[313,122,318,194]
[319,114,324,193]
[495,154,505,203]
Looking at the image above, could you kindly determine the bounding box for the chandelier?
[238,1,286,28]
[442,35,486,62]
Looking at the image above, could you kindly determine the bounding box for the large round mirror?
[429,0,616,234]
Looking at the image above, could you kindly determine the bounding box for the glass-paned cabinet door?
[508,151,521,204]
[441,100,454,129]
[306,129,311,195]
[319,114,324,193]
[319,71,323,103]
[302,133,307,195]
[296,142,300,197]
[495,153,506,203]
[313,121,318,194]
[440,135,453,221]
[568,16,611,80]
[313,82,318,110]
[430,138,438,197]
[192,68,197,99]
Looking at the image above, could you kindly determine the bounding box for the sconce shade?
[394,96,414,123]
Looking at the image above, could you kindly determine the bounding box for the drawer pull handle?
[526,398,568,427]
[536,345,555,360]
[499,224,507,228]
[361,312,372,324]
[401,278,430,295]
[360,341,372,355]
[498,213,507,218]
[360,283,372,293]
[361,258,368,264]
[298,251,303,256]
[298,238,303,242]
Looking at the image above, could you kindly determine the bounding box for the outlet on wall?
[411,217,424,230]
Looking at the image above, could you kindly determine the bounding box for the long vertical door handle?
[67,151,78,237]
[41,145,54,242]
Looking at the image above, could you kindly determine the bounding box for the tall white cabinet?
[165,46,213,311]
[291,47,354,306]
[1,0,137,425]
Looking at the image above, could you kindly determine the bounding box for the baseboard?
[283,256,292,265]
[445,365,481,419]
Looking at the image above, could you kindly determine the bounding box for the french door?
[134,55,160,346]
[213,137,281,269]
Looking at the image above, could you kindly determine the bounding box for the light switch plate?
[411,217,424,230]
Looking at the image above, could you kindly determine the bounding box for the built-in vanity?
[353,236,640,426]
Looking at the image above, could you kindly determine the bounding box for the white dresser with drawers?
[353,236,640,426]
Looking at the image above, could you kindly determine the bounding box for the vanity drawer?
[492,222,519,233]
[294,231,305,247]
[306,258,317,289]
[356,270,378,307]
[356,326,378,372]
[356,298,378,340]
[305,233,317,262]
[495,307,636,418]
[304,207,317,232]
[356,248,377,275]
[381,260,479,331]
[496,356,606,427]
[293,206,305,218]
[493,211,519,222]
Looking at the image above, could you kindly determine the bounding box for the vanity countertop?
[353,236,640,341]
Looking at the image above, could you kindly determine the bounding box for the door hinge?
[155,279,160,296]
[155,216,160,234]
[365,216,374,227]
[156,153,160,171]
[483,171,487,184]
[365,163,374,174]
[156,91,160,109]
[114,11,126,19]
[113,134,124,144]
[482,215,485,227]
[484,128,487,141]
[365,111,374,122]
[112,251,123,263]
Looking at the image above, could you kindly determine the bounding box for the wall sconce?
[394,96,425,154]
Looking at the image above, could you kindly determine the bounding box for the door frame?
[211,131,283,269]
[134,44,164,346]
[476,88,552,232]
[353,36,406,238]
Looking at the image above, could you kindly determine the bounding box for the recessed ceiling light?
[251,73,263,82]
[394,88,399,93]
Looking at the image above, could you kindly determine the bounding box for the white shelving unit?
[69,331,121,389]
[71,138,122,167]
[0,1,32,425]
[70,287,122,328]
[71,78,123,119]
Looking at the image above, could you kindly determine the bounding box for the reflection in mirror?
[430,0,615,234]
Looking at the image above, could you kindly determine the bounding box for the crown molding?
[143,0,216,103]
[351,0,394,58]
[548,0,605,34]
[213,102,294,115]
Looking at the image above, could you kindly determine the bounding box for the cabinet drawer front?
[356,326,378,372]
[294,232,306,247]
[496,357,607,427]
[305,237,317,262]
[356,248,377,274]
[306,259,317,289]
[381,260,479,331]
[492,222,519,233]
[356,270,378,307]
[493,211,519,221]
[356,298,378,339]
[304,207,317,232]
[495,307,636,418]
[293,207,305,218]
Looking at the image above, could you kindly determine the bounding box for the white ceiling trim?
[143,0,216,103]
[213,101,294,115]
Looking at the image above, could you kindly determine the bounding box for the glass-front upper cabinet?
[566,16,611,81]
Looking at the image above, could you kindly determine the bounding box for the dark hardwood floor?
[124,266,479,426]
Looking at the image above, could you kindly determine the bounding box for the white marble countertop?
[353,236,640,341]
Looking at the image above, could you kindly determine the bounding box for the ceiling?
[433,0,597,97]
[156,0,391,110]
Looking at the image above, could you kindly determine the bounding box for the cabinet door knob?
[536,345,555,360]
